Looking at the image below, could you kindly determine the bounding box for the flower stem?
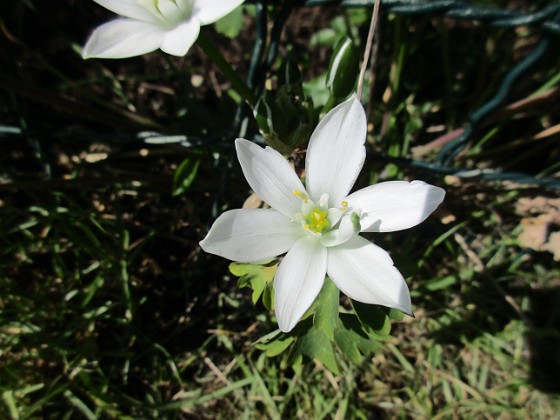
[197,32,256,107]
[357,0,381,99]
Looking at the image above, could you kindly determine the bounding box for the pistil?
[305,208,330,234]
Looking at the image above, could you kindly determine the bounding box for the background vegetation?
[1,0,559,417]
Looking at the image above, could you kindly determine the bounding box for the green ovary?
[305,208,330,234]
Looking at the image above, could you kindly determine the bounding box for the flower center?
[305,208,330,234]
[292,190,362,247]
[140,0,192,26]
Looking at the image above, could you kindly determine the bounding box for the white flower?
[82,0,244,59]
[200,96,445,332]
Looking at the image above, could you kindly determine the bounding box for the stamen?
[292,190,308,203]
[319,193,329,208]
[341,201,348,213]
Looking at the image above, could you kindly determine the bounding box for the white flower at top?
[82,0,244,59]
[200,96,445,332]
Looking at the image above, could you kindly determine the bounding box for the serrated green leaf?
[334,313,381,364]
[230,262,277,304]
[214,6,243,39]
[351,300,391,337]
[313,277,339,341]
[173,157,200,196]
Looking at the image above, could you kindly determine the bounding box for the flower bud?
[326,36,359,99]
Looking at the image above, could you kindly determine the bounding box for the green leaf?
[214,6,244,39]
[262,281,274,310]
[278,58,303,87]
[173,157,200,196]
[351,300,392,337]
[334,314,381,364]
[424,275,457,291]
[255,330,295,357]
[313,277,339,341]
[230,262,277,305]
[289,319,339,374]
[386,308,406,321]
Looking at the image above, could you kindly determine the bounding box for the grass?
[1,0,560,418]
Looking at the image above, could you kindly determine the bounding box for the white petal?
[93,0,159,22]
[320,215,356,247]
[137,0,161,19]
[274,237,327,332]
[199,209,301,262]
[193,0,245,25]
[82,19,164,59]
[305,96,367,205]
[235,138,306,219]
[327,235,412,315]
[160,20,200,56]
[346,180,445,232]
[157,0,186,24]
[326,208,343,227]
[175,0,195,17]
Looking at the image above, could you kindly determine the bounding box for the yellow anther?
[341,201,348,213]
[292,190,308,203]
